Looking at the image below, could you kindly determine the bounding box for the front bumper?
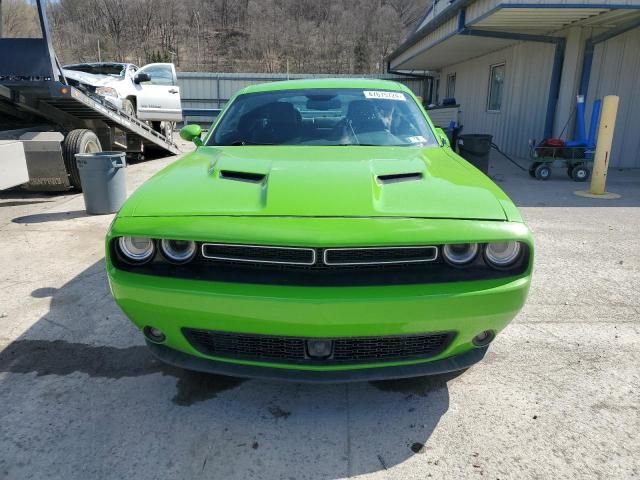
[108,267,530,376]
[107,216,532,379]
[102,95,123,111]
[147,340,489,382]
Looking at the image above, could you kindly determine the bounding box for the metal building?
[388,1,640,168]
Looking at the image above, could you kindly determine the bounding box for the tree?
[39,0,430,73]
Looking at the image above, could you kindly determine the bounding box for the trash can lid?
[75,151,126,170]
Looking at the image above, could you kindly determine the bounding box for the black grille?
[201,244,315,265]
[112,241,530,286]
[324,246,437,265]
[183,329,454,365]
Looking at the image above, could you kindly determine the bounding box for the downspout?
[545,40,565,139]
[578,40,594,97]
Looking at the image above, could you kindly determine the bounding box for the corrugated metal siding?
[416,0,459,32]
[468,0,636,18]
[427,107,460,128]
[390,17,459,69]
[438,41,554,157]
[466,0,502,23]
[587,26,640,168]
[464,0,638,26]
[508,0,636,4]
[177,72,427,110]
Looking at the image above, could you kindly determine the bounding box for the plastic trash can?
[75,151,127,215]
[457,134,493,174]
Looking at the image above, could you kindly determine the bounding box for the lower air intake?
[182,329,454,365]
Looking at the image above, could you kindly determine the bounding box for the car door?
[134,63,182,121]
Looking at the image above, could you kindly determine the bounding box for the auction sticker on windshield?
[363,91,406,101]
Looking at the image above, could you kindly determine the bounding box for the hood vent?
[376,172,423,184]
[219,170,266,183]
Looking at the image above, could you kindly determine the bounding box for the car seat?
[247,102,301,144]
[345,100,385,135]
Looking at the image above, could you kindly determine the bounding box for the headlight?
[96,86,119,98]
[160,239,197,263]
[484,241,522,268]
[442,243,478,266]
[118,236,154,263]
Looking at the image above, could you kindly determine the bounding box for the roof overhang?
[393,34,517,71]
[468,6,640,34]
[389,3,640,72]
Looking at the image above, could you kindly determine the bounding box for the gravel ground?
[1,145,638,480]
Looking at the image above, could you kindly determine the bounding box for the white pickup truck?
[62,62,183,139]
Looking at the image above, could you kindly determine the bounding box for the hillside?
[1,0,430,73]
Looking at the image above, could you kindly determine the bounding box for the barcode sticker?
[363,91,406,101]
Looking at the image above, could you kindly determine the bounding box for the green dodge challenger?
[106,79,533,381]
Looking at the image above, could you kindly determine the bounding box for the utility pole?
[194,11,201,71]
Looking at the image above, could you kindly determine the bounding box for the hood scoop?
[219,170,266,184]
[376,172,423,184]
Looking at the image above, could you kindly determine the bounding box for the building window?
[487,63,505,112]
[446,73,456,99]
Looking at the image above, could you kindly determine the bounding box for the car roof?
[239,78,411,95]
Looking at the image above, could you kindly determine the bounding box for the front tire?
[62,129,102,190]
[162,121,174,140]
[122,99,136,118]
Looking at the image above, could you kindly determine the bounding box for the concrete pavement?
[1,147,639,479]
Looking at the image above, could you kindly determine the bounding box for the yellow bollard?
[575,95,621,199]
[591,95,619,194]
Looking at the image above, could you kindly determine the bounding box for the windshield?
[208,88,438,147]
[63,63,126,77]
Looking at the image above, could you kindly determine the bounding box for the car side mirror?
[434,127,450,147]
[180,124,203,146]
[134,72,151,84]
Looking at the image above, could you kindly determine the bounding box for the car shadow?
[0,260,460,479]
[0,200,54,208]
[12,209,89,224]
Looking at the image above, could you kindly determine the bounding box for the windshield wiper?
[229,140,274,146]
[346,119,360,145]
[334,143,379,146]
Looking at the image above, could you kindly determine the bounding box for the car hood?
[123,146,511,220]
[62,69,121,88]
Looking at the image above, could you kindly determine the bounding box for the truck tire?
[163,121,174,140]
[122,99,136,118]
[63,129,102,190]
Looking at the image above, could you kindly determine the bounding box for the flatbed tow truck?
[0,0,180,191]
